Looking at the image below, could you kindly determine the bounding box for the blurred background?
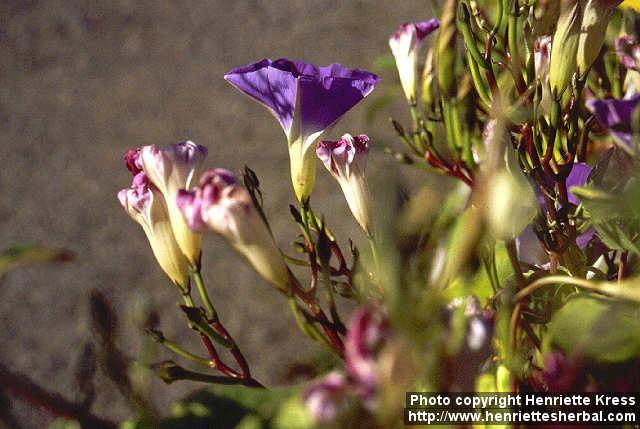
[0,0,435,426]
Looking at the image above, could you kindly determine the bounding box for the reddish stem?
[618,251,629,283]
[211,321,251,380]
[199,334,241,379]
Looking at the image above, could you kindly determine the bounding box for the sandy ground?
[0,0,432,425]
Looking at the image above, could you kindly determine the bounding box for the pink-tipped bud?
[317,134,373,236]
[389,20,440,103]
[118,173,190,289]
[139,140,208,266]
[177,169,290,291]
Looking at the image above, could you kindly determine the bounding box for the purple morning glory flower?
[587,95,640,149]
[224,59,378,201]
[225,59,378,141]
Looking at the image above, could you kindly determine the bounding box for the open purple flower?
[177,169,290,291]
[388,19,440,102]
[317,134,373,236]
[224,59,378,201]
[587,95,640,149]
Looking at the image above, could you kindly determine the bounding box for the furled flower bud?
[576,0,623,77]
[534,36,553,109]
[176,169,290,291]
[139,141,208,267]
[616,35,640,72]
[316,134,373,236]
[421,49,436,110]
[389,19,440,103]
[118,173,190,289]
[549,0,581,98]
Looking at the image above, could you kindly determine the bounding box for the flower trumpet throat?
[177,169,290,291]
[118,173,190,289]
[289,137,317,203]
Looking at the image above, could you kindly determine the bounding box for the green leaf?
[571,183,640,255]
[0,244,73,276]
[547,295,640,363]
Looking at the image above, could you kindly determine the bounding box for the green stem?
[507,0,523,86]
[459,2,488,69]
[442,101,458,154]
[467,51,492,108]
[192,269,217,320]
[492,0,505,36]
[514,275,640,303]
[160,365,262,386]
[287,295,333,350]
[152,334,212,368]
[182,293,195,308]
[369,237,381,285]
